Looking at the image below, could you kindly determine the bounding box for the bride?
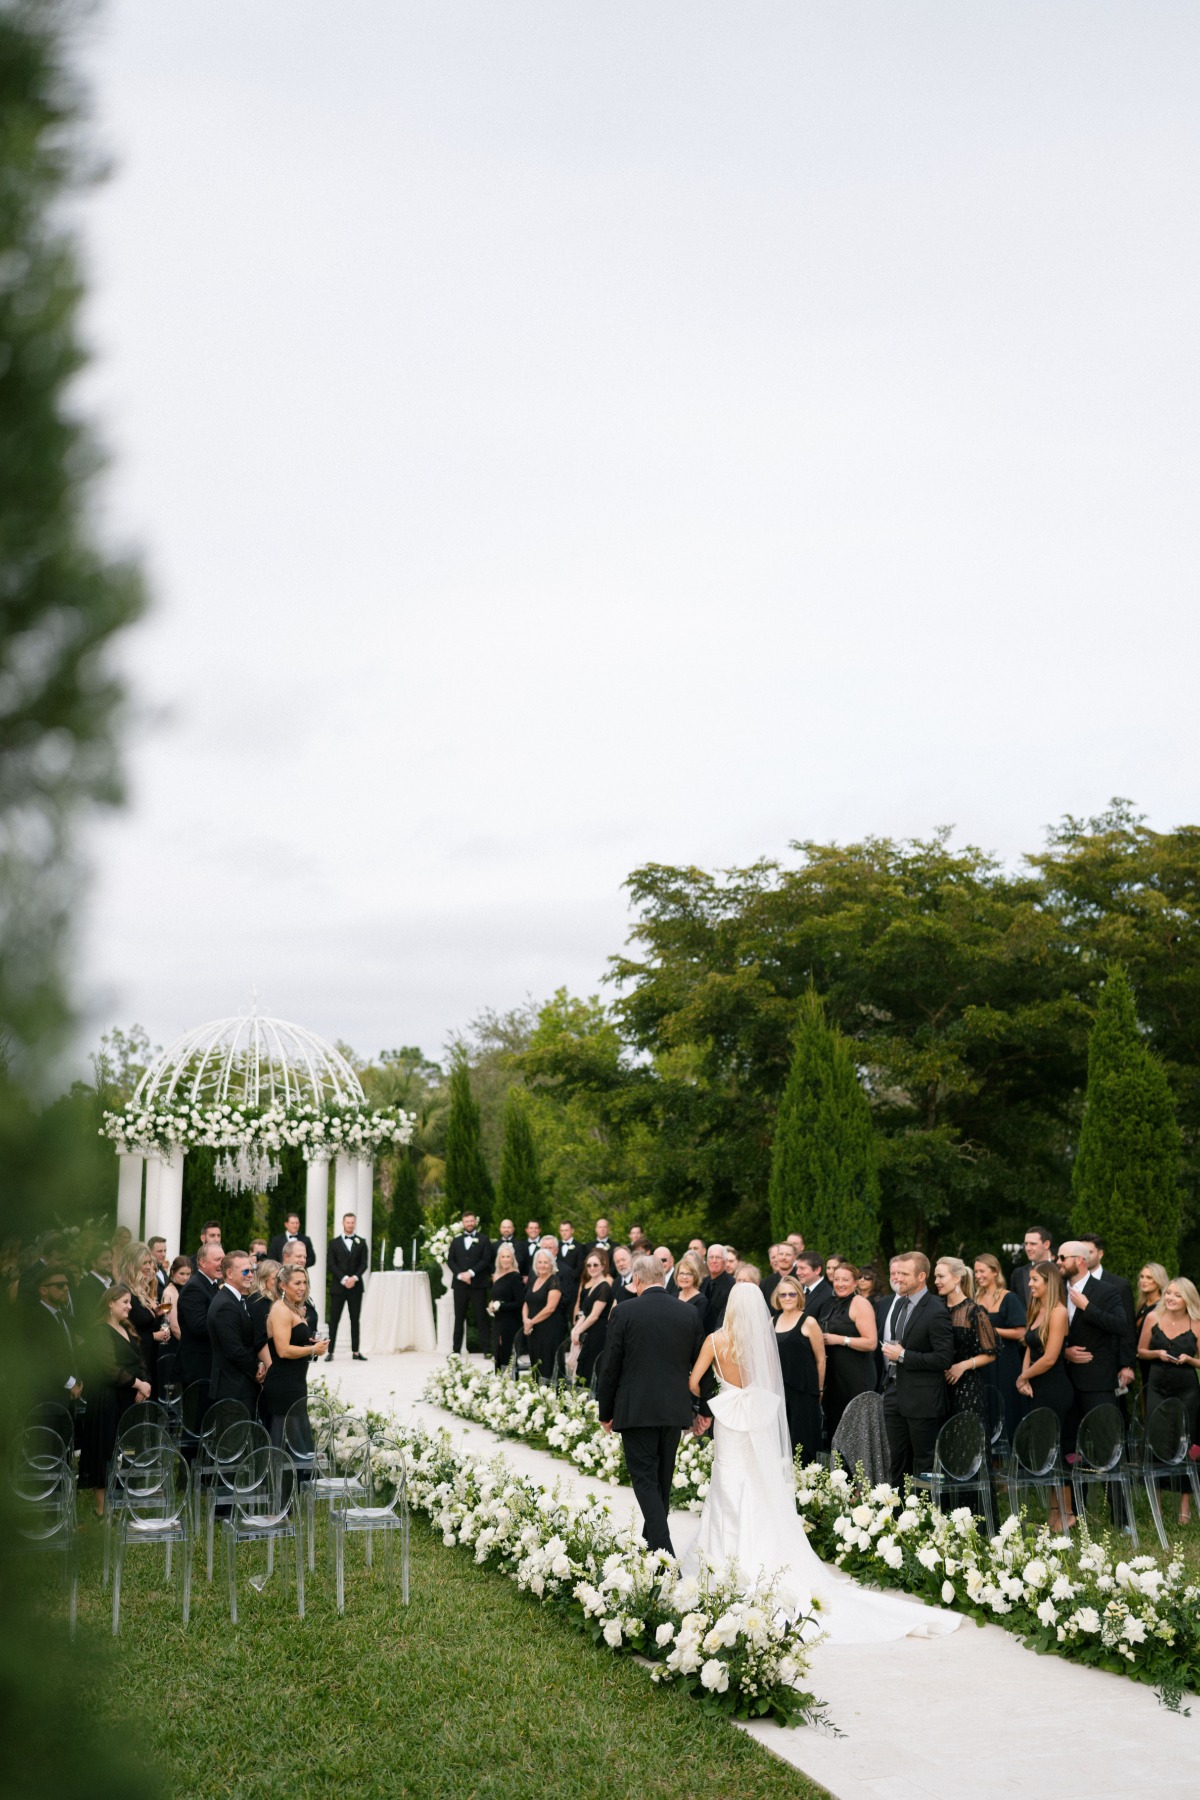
[684,1283,959,1643]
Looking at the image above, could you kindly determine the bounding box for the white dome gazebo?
[113,1012,387,1295]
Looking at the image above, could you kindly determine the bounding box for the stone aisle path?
[324,1351,1196,1800]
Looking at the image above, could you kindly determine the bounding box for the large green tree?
[1069,965,1182,1276]
[443,1049,495,1229]
[497,1087,542,1224]
[768,991,879,1262]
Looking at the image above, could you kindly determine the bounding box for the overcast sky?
[74,1,1200,1068]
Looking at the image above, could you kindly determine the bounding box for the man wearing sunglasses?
[207,1251,266,1410]
[29,1265,83,1411]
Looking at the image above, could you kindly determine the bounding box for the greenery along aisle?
[424,1365,1200,1699]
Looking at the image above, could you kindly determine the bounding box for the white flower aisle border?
[363,1409,827,1728]
[424,1364,1200,1704]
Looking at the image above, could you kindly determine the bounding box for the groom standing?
[595,1253,706,1555]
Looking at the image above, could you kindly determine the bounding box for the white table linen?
[359,1271,437,1354]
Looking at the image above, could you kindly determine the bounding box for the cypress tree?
[498,1087,543,1224]
[388,1152,424,1264]
[1070,964,1181,1275]
[443,1051,495,1230]
[768,989,880,1263]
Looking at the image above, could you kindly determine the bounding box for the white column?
[116,1151,144,1238]
[356,1158,375,1272]
[142,1152,163,1243]
[306,1156,330,1319]
[157,1149,186,1259]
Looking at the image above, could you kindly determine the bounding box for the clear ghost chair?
[191,1398,250,1532]
[9,1436,78,1638]
[1071,1404,1138,1546]
[203,1419,271,1580]
[223,1448,304,1623]
[1141,1398,1200,1550]
[26,1402,75,1458]
[907,1411,997,1535]
[333,1425,410,1614]
[110,1448,193,1636]
[1004,1408,1069,1530]
[308,1413,373,1569]
[103,1419,172,1586]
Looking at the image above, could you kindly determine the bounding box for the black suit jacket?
[328,1234,369,1282]
[612,1278,637,1306]
[177,1269,220,1390]
[802,1277,836,1327]
[75,1270,112,1315]
[703,1271,734,1333]
[268,1232,316,1267]
[515,1237,540,1277]
[207,1287,259,1407]
[557,1242,582,1281]
[595,1287,706,1430]
[1093,1268,1137,1369]
[448,1234,491,1290]
[1065,1274,1124,1393]
[886,1288,954,1421]
[28,1300,79,1403]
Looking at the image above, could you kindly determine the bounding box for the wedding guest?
[111,1225,133,1258]
[654,1245,678,1295]
[522,1248,565,1382]
[1080,1233,1137,1390]
[516,1220,541,1277]
[627,1226,648,1255]
[933,1256,995,1426]
[162,1256,193,1340]
[489,1243,525,1370]
[247,1259,282,1358]
[761,1244,796,1308]
[570,1250,613,1385]
[973,1252,1025,1439]
[854,1264,886,1385]
[207,1251,264,1409]
[194,1219,223,1260]
[249,1237,269,1265]
[879,1252,954,1486]
[1135,1263,1169,1339]
[786,1233,806,1256]
[734,1263,763,1286]
[327,1210,369,1362]
[28,1266,82,1412]
[1057,1239,1126,1431]
[79,1284,150,1516]
[1009,1226,1053,1311]
[794,1253,835,1328]
[675,1252,708,1315]
[75,1242,113,1309]
[687,1237,707,1259]
[448,1213,491,1357]
[266,1212,315,1266]
[148,1236,170,1296]
[611,1244,637,1304]
[541,1234,577,1312]
[117,1241,171,1397]
[558,1222,582,1283]
[771,1274,824,1461]
[1016,1260,1073,1528]
[703,1244,734,1333]
[1138,1277,1200,1522]
[177,1240,223,1393]
[723,1246,740,1277]
[820,1261,879,1440]
[261,1266,327,1445]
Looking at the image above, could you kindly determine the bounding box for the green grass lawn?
[70,1515,827,1800]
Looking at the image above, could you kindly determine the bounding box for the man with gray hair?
[595,1253,707,1555]
[177,1238,224,1393]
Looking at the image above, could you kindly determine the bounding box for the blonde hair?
[117,1241,157,1305]
[494,1243,518,1277]
[1156,1276,1200,1325]
[256,1258,282,1299]
[973,1252,1006,1293]
[676,1251,706,1292]
[936,1255,974,1299]
[279,1265,310,1317]
[1139,1263,1169,1302]
[770,1275,804,1312]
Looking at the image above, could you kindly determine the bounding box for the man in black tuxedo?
[493,1218,519,1265]
[327,1211,369,1361]
[1057,1240,1126,1419]
[207,1250,265,1409]
[28,1266,83,1412]
[702,1244,734,1332]
[1080,1234,1137,1385]
[542,1234,578,1312]
[448,1213,491,1355]
[879,1251,954,1486]
[193,1219,223,1261]
[595,1254,707,1555]
[1009,1227,1053,1313]
[610,1245,636,1304]
[557,1222,581,1284]
[795,1253,836,1328]
[148,1236,170,1297]
[267,1212,316,1268]
[177,1241,224,1392]
[581,1218,615,1266]
[515,1220,541,1278]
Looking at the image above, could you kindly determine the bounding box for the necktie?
[891,1297,912,1341]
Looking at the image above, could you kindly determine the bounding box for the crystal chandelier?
[214,1147,282,1196]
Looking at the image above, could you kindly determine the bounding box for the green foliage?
[1070,965,1182,1274]
[498,1086,542,1222]
[386,1151,424,1261]
[443,1049,495,1229]
[768,990,880,1262]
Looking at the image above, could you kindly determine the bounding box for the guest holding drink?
[489,1243,525,1372]
[261,1267,327,1446]
[820,1261,878,1440]
[1016,1260,1073,1529]
[78,1284,150,1517]
[570,1250,613,1385]
[522,1248,565,1382]
[771,1274,825,1461]
[973,1252,1025,1440]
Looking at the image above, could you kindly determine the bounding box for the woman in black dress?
[570,1250,613,1386]
[489,1243,525,1372]
[820,1262,879,1442]
[247,1259,282,1383]
[1138,1277,1200,1525]
[772,1274,825,1463]
[973,1253,1026,1441]
[1016,1260,1073,1529]
[675,1252,708,1318]
[261,1267,328,1446]
[933,1257,996,1425]
[118,1241,171,1398]
[78,1284,151,1516]
[1133,1263,1169,1414]
[522,1249,565,1383]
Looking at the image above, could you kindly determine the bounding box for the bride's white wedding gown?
[683,1355,960,1645]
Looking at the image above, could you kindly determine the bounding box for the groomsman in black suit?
[177,1241,224,1393]
[581,1219,615,1266]
[493,1218,520,1263]
[448,1213,491,1355]
[1009,1226,1053,1313]
[595,1253,707,1555]
[879,1251,954,1485]
[557,1222,582,1285]
[794,1253,836,1328]
[267,1211,316,1268]
[327,1211,370,1361]
[207,1251,264,1409]
[1057,1240,1126,1419]
[541,1233,577,1312]
[515,1220,541,1278]
[1079,1234,1137,1384]
[611,1245,637,1304]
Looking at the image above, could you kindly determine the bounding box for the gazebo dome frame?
[134,1014,366,1113]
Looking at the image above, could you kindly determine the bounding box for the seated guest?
[78,1283,150,1516]
[162,1256,192,1341]
[1138,1276,1200,1526]
[820,1261,879,1440]
[570,1249,613,1385]
[261,1266,326,1445]
[771,1274,825,1461]
[675,1252,707,1314]
[117,1241,171,1397]
[611,1244,636,1303]
[489,1242,525,1371]
[523,1248,565,1382]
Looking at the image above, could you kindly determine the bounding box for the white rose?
[602,1618,623,1646]
[941,1580,955,1604]
[655,1623,675,1646]
[700,1658,729,1693]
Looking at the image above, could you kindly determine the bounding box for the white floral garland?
[101,1098,415,1161]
